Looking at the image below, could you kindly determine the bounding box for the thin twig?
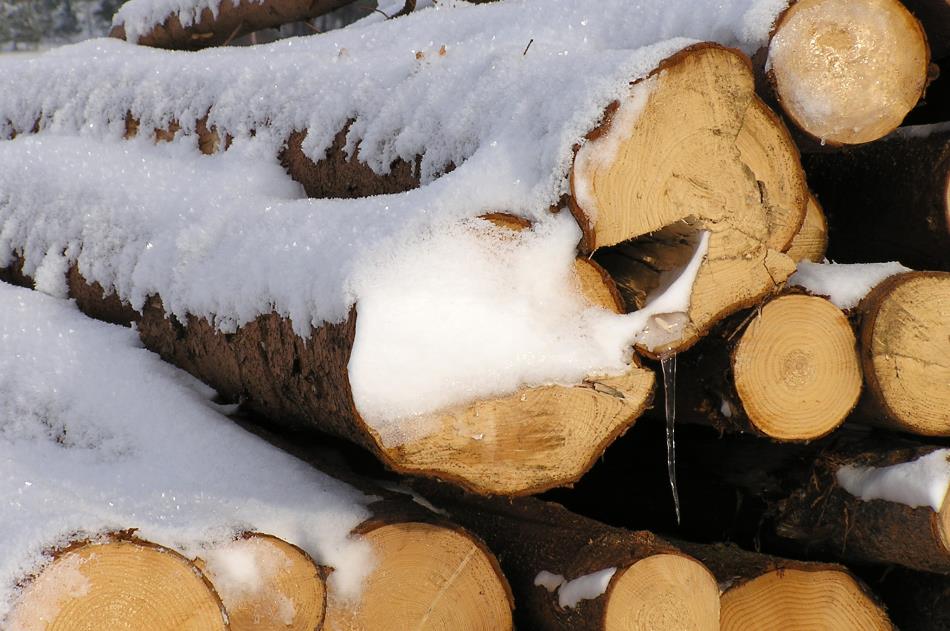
[222,21,245,46]
[523,38,534,56]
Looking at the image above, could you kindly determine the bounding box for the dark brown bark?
[414,484,717,631]
[110,0,358,50]
[775,441,950,574]
[279,127,425,198]
[801,129,950,270]
[865,567,950,631]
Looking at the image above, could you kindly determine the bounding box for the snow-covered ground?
[0,282,375,619]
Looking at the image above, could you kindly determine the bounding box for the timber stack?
[0,0,948,628]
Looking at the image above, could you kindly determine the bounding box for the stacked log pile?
[1,0,949,628]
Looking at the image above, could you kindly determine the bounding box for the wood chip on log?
[412,486,720,631]
[671,541,893,631]
[853,271,950,436]
[195,533,328,631]
[669,293,862,441]
[7,534,229,631]
[802,127,950,270]
[764,0,931,145]
[784,193,828,264]
[775,440,950,574]
[109,0,359,50]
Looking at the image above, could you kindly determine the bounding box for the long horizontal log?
[802,127,950,270]
[412,486,720,631]
[110,0,359,49]
[672,541,893,630]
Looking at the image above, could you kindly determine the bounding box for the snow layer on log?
[837,449,950,512]
[0,134,696,440]
[0,282,374,620]
[789,261,910,309]
[114,0,263,43]
[0,0,789,205]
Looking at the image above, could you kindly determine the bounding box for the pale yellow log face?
[324,523,512,631]
[604,555,719,631]
[734,295,861,440]
[720,569,891,631]
[735,98,808,252]
[867,274,950,436]
[7,540,227,631]
[199,534,326,631]
[785,194,828,264]
[768,0,929,144]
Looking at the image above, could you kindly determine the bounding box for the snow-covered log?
[110,0,359,49]
[775,440,950,573]
[802,127,950,271]
[0,129,657,497]
[412,486,720,631]
[670,292,862,441]
[671,542,893,631]
[784,193,828,264]
[0,282,513,630]
[791,265,950,436]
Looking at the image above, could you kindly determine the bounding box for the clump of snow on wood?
[836,449,950,512]
[114,0,251,43]
[203,538,296,625]
[533,570,566,592]
[789,261,910,309]
[0,283,374,619]
[557,567,617,609]
[9,553,91,629]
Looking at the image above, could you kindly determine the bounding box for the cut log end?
[733,295,861,440]
[860,272,950,436]
[325,522,513,630]
[378,363,656,496]
[604,554,719,631]
[720,568,892,631]
[573,44,795,354]
[785,193,828,263]
[197,533,326,631]
[768,0,930,145]
[7,538,227,631]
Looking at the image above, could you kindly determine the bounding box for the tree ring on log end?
[733,295,861,440]
[324,522,513,630]
[767,0,930,145]
[6,537,227,631]
[571,44,795,355]
[603,554,719,631]
[785,193,828,264]
[720,568,892,630]
[860,272,950,436]
[197,533,327,631]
